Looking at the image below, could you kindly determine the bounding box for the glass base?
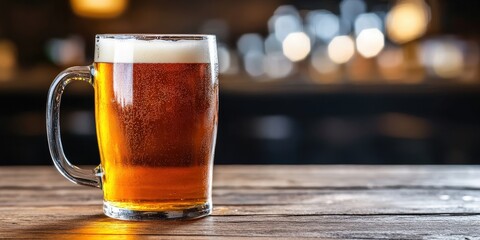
[103,201,212,220]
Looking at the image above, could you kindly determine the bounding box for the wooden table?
[1,165,480,239]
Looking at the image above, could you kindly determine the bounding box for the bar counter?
[1,165,479,239]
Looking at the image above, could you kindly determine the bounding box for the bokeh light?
[432,44,463,79]
[328,35,355,64]
[377,46,406,81]
[268,6,302,42]
[386,0,430,44]
[420,40,464,79]
[307,10,340,42]
[309,45,340,84]
[264,33,283,55]
[356,28,385,58]
[354,13,383,36]
[264,52,294,79]
[282,32,311,62]
[0,39,17,81]
[311,46,339,75]
[340,0,367,24]
[273,5,301,18]
[46,35,85,66]
[70,0,128,18]
[274,15,303,42]
[244,51,265,77]
[237,33,263,56]
[218,45,231,74]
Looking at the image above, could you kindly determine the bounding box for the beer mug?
[46,34,218,220]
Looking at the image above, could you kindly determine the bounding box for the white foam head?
[95,35,216,64]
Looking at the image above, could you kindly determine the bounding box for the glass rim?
[95,34,215,41]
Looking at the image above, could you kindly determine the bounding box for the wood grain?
[1,188,479,215]
[2,207,479,239]
[1,165,480,239]
[2,165,479,188]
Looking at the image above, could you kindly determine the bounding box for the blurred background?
[0,0,479,165]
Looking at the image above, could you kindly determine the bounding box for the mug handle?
[46,65,102,188]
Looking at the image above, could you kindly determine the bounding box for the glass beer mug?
[46,34,218,220]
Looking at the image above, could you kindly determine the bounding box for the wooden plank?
[1,206,479,239]
[2,235,284,240]
[213,165,480,189]
[1,166,480,239]
[1,165,479,189]
[1,188,479,215]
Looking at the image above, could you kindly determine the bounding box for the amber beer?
[47,35,217,220]
[94,36,218,217]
